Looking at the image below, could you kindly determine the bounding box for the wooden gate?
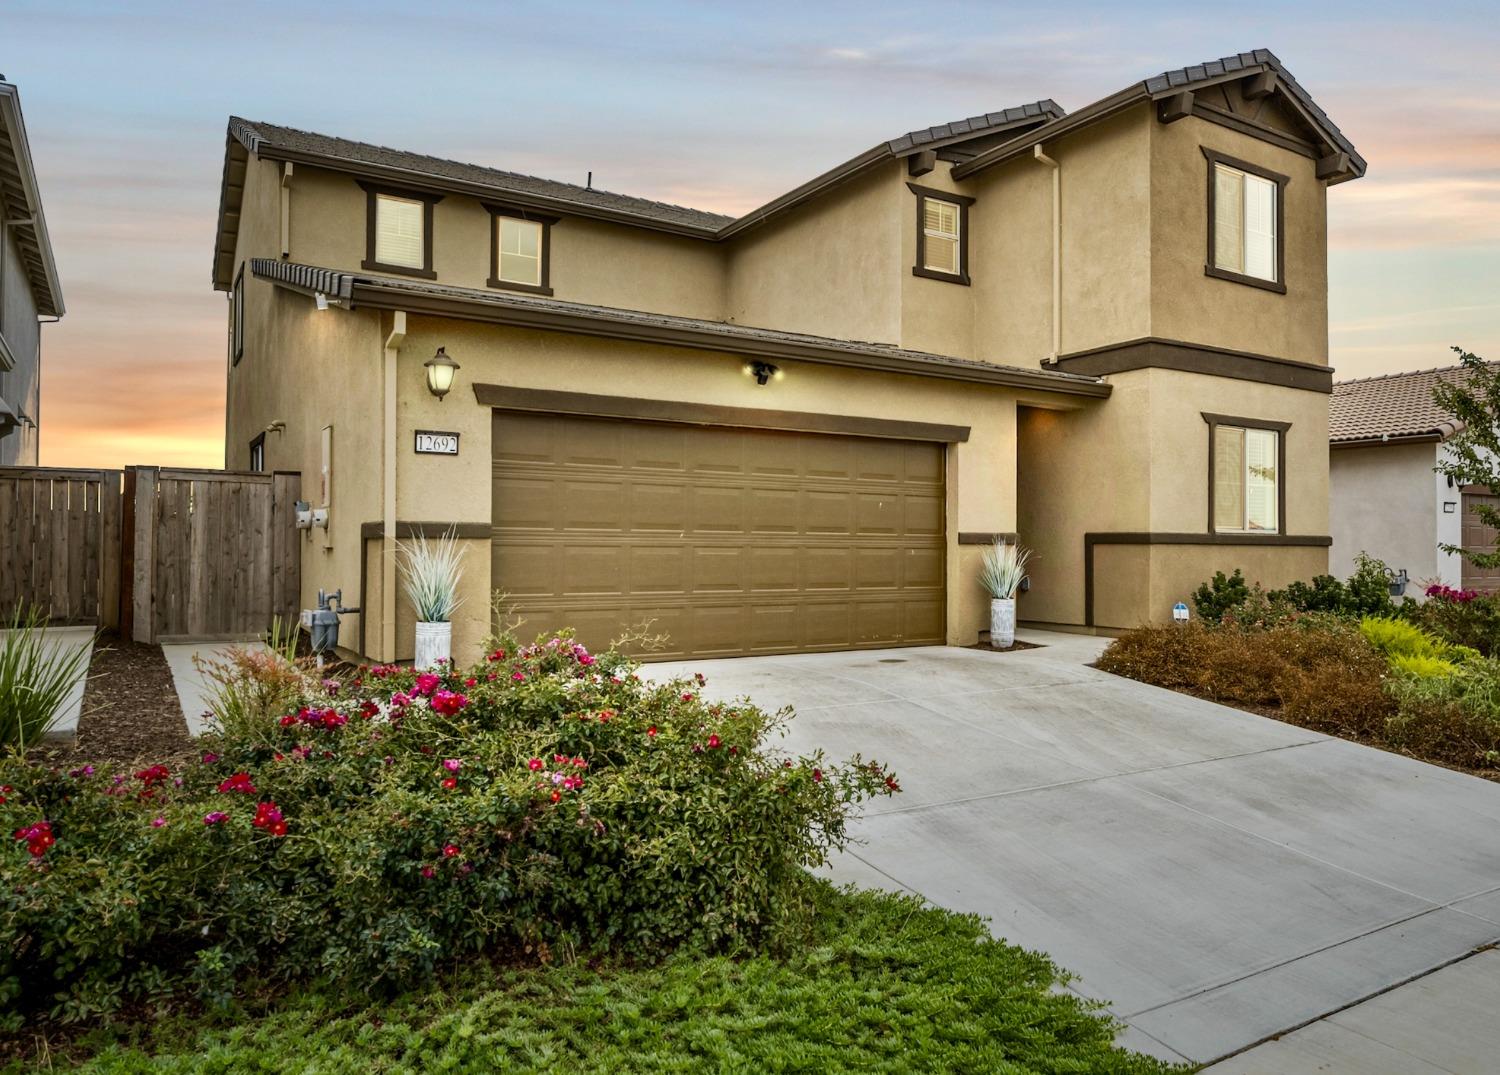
[125,468,301,643]
[0,467,123,626]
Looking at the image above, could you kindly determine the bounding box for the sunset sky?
[8,0,1498,469]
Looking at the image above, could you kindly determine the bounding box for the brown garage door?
[491,410,946,659]
[1462,491,1500,592]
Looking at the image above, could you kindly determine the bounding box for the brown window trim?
[1202,411,1291,536]
[248,431,266,472]
[358,181,441,279]
[230,263,245,365]
[485,203,557,296]
[1202,147,1288,295]
[907,182,973,286]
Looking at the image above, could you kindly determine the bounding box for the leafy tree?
[1432,347,1500,567]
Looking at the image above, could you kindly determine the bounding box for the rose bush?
[0,632,898,1027]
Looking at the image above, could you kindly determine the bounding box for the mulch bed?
[964,639,1043,653]
[29,631,194,769]
[1111,677,1500,783]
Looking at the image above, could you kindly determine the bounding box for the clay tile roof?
[1329,363,1487,444]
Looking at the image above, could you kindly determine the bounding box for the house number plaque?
[414,430,460,455]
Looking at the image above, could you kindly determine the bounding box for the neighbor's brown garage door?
[491,410,946,659]
[1462,491,1500,592]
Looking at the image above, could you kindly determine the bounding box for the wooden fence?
[0,468,123,626]
[0,465,300,642]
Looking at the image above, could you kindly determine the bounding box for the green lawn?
[20,884,1180,1074]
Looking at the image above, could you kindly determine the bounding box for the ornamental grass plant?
[0,631,900,1029]
[0,607,94,752]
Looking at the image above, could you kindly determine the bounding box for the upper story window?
[907,183,973,285]
[1205,412,1289,534]
[487,206,556,295]
[360,183,439,279]
[1203,148,1287,294]
[230,264,245,365]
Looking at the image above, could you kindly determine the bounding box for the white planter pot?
[990,598,1016,649]
[414,621,452,670]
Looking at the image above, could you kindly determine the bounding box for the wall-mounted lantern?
[424,347,461,401]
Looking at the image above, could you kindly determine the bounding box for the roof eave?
[1330,432,1445,449]
[251,259,1111,399]
[0,84,64,317]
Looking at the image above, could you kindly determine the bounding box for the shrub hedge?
[1,633,898,1028]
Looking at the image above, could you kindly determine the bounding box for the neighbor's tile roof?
[229,117,737,232]
[1330,364,1482,444]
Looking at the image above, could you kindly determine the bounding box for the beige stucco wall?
[285,164,727,320]
[227,157,387,654]
[969,108,1153,366]
[724,163,902,344]
[1150,113,1329,365]
[1329,442,1441,584]
[1017,367,1329,629]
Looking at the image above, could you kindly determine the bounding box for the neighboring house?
[1329,363,1498,594]
[213,48,1364,664]
[0,75,64,465]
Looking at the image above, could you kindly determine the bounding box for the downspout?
[1033,144,1060,361]
[382,311,407,662]
[279,162,294,258]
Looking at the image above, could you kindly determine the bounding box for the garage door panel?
[560,545,627,597]
[748,487,799,534]
[804,490,854,535]
[562,480,627,531]
[748,547,800,592]
[803,547,854,591]
[630,482,688,532]
[492,476,557,531]
[494,411,947,658]
[691,547,745,593]
[904,494,945,536]
[628,545,688,594]
[904,547,945,589]
[690,485,746,534]
[855,547,901,590]
[491,544,558,598]
[855,493,901,536]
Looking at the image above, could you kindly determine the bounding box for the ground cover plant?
[12,884,1180,1074]
[1101,559,1500,774]
[2,630,1175,1073]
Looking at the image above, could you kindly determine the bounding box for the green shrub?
[1192,569,1250,624]
[1403,592,1500,656]
[0,606,95,751]
[0,632,899,1027]
[1388,653,1462,679]
[1385,663,1500,769]
[1273,574,1349,614]
[1360,616,1448,660]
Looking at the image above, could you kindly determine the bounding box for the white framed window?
[498,217,543,286]
[1212,422,1281,533]
[922,197,961,274]
[488,207,555,294]
[374,193,425,269]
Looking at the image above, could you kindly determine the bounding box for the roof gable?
[952,49,1365,182]
[0,81,63,317]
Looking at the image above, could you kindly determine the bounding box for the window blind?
[375,194,425,268]
[1243,174,1277,282]
[923,198,960,274]
[498,217,543,285]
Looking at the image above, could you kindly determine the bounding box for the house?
[212,48,1364,664]
[1329,363,1498,594]
[0,75,64,465]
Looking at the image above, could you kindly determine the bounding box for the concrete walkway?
[161,640,270,736]
[0,624,95,741]
[1206,948,1500,1073]
[649,631,1500,1067]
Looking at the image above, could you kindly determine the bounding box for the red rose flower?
[217,772,257,795]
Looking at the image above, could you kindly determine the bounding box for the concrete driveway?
[650,631,1500,1067]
